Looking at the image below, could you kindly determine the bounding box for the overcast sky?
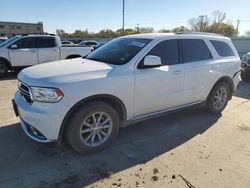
[1,0,250,35]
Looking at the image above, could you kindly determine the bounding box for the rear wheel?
[66,101,120,154]
[206,82,230,114]
[0,61,8,78]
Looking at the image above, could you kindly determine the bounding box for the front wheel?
[66,101,120,154]
[0,61,8,78]
[206,82,230,114]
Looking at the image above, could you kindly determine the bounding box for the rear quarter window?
[210,40,235,57]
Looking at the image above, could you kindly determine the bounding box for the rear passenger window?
[182,39,212,63]
[147,40,179,65]
[210,40,235,57]
[36,37,56,48]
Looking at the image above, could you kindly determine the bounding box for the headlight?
[30,87,64,103]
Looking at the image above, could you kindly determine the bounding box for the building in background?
[0,21,44,37]
[231,37,250,57]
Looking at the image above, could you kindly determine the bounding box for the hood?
[18,58,115,86]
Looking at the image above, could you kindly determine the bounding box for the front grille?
[18,82,33,103]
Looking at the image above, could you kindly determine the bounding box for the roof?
[121,33,175,39]
[15,34,55,37]
[121,32,229,40]
[0,21,43,25]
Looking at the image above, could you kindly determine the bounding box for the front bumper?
[20,118,50,143]
[13,91,70,143]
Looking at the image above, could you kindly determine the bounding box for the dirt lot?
[0,73,250,188]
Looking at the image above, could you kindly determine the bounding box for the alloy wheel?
[213,86,228,111]
[80,112,113,147]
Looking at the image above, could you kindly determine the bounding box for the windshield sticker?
[130,41,146,48]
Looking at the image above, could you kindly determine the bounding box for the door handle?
[172,70,182,75]
[30,49,36,53]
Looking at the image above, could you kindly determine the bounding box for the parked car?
[13,33,241,154]
[241,52,250,81]
[0,39,7,43]
[78,40,99,48]
[0,34,8,41]
[93,42,106,50]
[0,35,93,77]
[61,40,74,45]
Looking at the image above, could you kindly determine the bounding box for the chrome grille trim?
[18,81,33,103]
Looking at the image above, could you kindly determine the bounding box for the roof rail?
[21,33,55,36]
[177,32,223,36]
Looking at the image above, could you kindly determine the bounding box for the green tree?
[171,26,190,33]
[188,11,237,37]
[115,28,123,36]
[124,28,137,35]
[208,23,237,37]
[73,29,89,38]
[140,27,154,33]
[97,29,117,38]
[159,29,171,33]
[115,28,138,36]
[189,16,209,32]
[56,29,67,37]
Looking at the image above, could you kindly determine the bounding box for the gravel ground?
[0,73,250,188]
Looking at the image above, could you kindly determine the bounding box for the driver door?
[134,39,185,117]
[8,37,38,67]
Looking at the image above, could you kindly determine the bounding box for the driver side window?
[12,37,36,49]
[146,39,179,65]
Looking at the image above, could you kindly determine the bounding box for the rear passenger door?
[36,37,60,63]
[134,39,185,117]
[181,39,213,103]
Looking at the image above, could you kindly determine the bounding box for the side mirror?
[140,55,162,69]
[10,44,18,49]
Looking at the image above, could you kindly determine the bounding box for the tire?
[241,71,249,82]
[0,61,8,78]
[66,101,120,154]
[206,82,230,114]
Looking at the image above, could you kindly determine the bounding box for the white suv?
[13,33,241,154]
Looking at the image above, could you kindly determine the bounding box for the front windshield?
[86,38,152,65]
[0,36,20,47]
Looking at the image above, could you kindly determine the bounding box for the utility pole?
[122,0,125,35]
[236,20,240,36]
[199,15,207,32]
[136,24,140,33]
